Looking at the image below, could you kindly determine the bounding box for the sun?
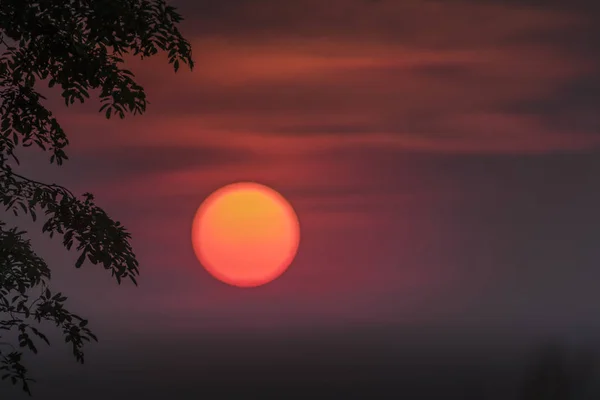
[191,182,300,288]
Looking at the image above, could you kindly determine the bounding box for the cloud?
[35,0,595,158]
[176,0,581,46]
[28,0,599,206]
[68,144,256,180]
[70,0,593,155]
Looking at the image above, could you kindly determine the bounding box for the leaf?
[75,252,86,268]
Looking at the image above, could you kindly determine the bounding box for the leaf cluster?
[1,221,96,393]
[0,0,193,165]
[0,0,194,394]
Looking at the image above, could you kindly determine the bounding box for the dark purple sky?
[3,0,600,398]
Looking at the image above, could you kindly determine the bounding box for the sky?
[3,0,600,398]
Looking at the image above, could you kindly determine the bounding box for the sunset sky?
[4,0,600,398]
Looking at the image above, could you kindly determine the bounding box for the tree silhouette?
[0,0,193,394]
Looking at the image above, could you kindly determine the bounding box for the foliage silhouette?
[0,0,193,394]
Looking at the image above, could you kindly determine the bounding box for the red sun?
[191,182,300,288]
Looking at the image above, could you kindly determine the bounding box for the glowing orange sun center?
[191,182,300,287]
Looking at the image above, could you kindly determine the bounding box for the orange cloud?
[42,0,599,223]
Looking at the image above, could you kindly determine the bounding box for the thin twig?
[2,167,76,198]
